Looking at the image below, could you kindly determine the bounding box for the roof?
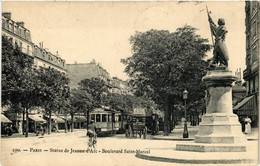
[233,95,254,110]
[1,114,12,123]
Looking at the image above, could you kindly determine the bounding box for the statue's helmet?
[218,18,225,25]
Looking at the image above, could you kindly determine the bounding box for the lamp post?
[183,90,189,138]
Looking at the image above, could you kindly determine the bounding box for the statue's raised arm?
[207,9,229,67]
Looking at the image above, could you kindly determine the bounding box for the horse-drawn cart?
[125,108,148,139]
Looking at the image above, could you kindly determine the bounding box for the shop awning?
[1,114,12,123]
[29,115,47,123]
[233,95,254,110]
[52,116,65,123]
[74,116,87,122]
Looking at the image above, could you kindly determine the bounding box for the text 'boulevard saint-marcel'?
[47,148,150,154]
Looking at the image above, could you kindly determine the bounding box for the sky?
[2,1,246,81]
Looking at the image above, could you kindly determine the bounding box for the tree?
[78,77,109,107]
[2,36,40,137]
[121,26,211,135]
[37,67,69,134]
[68,89,93,132]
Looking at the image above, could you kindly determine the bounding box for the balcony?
[243,68,251,80]
[251,61,259,74]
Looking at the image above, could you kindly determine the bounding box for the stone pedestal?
[176,68,246,152]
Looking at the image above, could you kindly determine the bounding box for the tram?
[90,106,120,136]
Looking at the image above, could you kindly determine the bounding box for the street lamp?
[183,90,189,138]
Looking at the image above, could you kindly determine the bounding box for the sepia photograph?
[1,1,259,166]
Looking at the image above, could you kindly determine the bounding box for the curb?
[136,153,256,164]
[152,137,194,141]
[152,137,258,142]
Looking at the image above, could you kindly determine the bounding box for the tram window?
[91,114,95,121]
[108,115,111,122]
[115,115,119,122]
[102,114,107,122]
[96,114,101,122]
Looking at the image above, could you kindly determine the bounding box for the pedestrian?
[244,116,252,134]
[18,121,23,134]
[6,125,12,136]
[36,124,40,136]
[41,124,45,136]
[87,120,97,149]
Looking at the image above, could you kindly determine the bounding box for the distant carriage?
[125,107,148,139]
[90,106,120,136]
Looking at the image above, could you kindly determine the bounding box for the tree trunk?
[71,114,74,132]
[169,103,173,133]
[48,110,51,134]
[86,111,89,130]
[65,119,68,133]
[163,96,170,136]
[22,109,25,135]
[121,111,124,131]
[25,108,29,137]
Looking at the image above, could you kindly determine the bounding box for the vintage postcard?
[1,1,259,166]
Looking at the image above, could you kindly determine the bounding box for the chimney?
[17,22,25,27]
[3,12,11,19]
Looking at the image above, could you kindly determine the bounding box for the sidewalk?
[1,129,86,139]
[152,125,259,141]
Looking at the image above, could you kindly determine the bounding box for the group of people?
[35,123,46,136]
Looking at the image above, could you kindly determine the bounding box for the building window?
[247,55,251,66]
[251,21,257,38]
[246,35,250,49]
[14,25,17,34]
[27,45,30,54]
[20,42,22,48]
[2,19,5,29]
[250,80,254,94]
[252,46,258,63]
[253,78,256,93]
[255,75,259,92]
[9,22,12,32]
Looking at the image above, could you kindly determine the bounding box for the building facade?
[67,61,111,89]
[110,77,133,95]
[235,1,259,127]
[33,44,67,73]
[2,12,67,133]
[2,12,33,56]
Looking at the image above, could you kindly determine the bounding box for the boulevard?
[2,130,175,166]
[1,126,258,166]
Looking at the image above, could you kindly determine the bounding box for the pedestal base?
[195,113,247,144]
